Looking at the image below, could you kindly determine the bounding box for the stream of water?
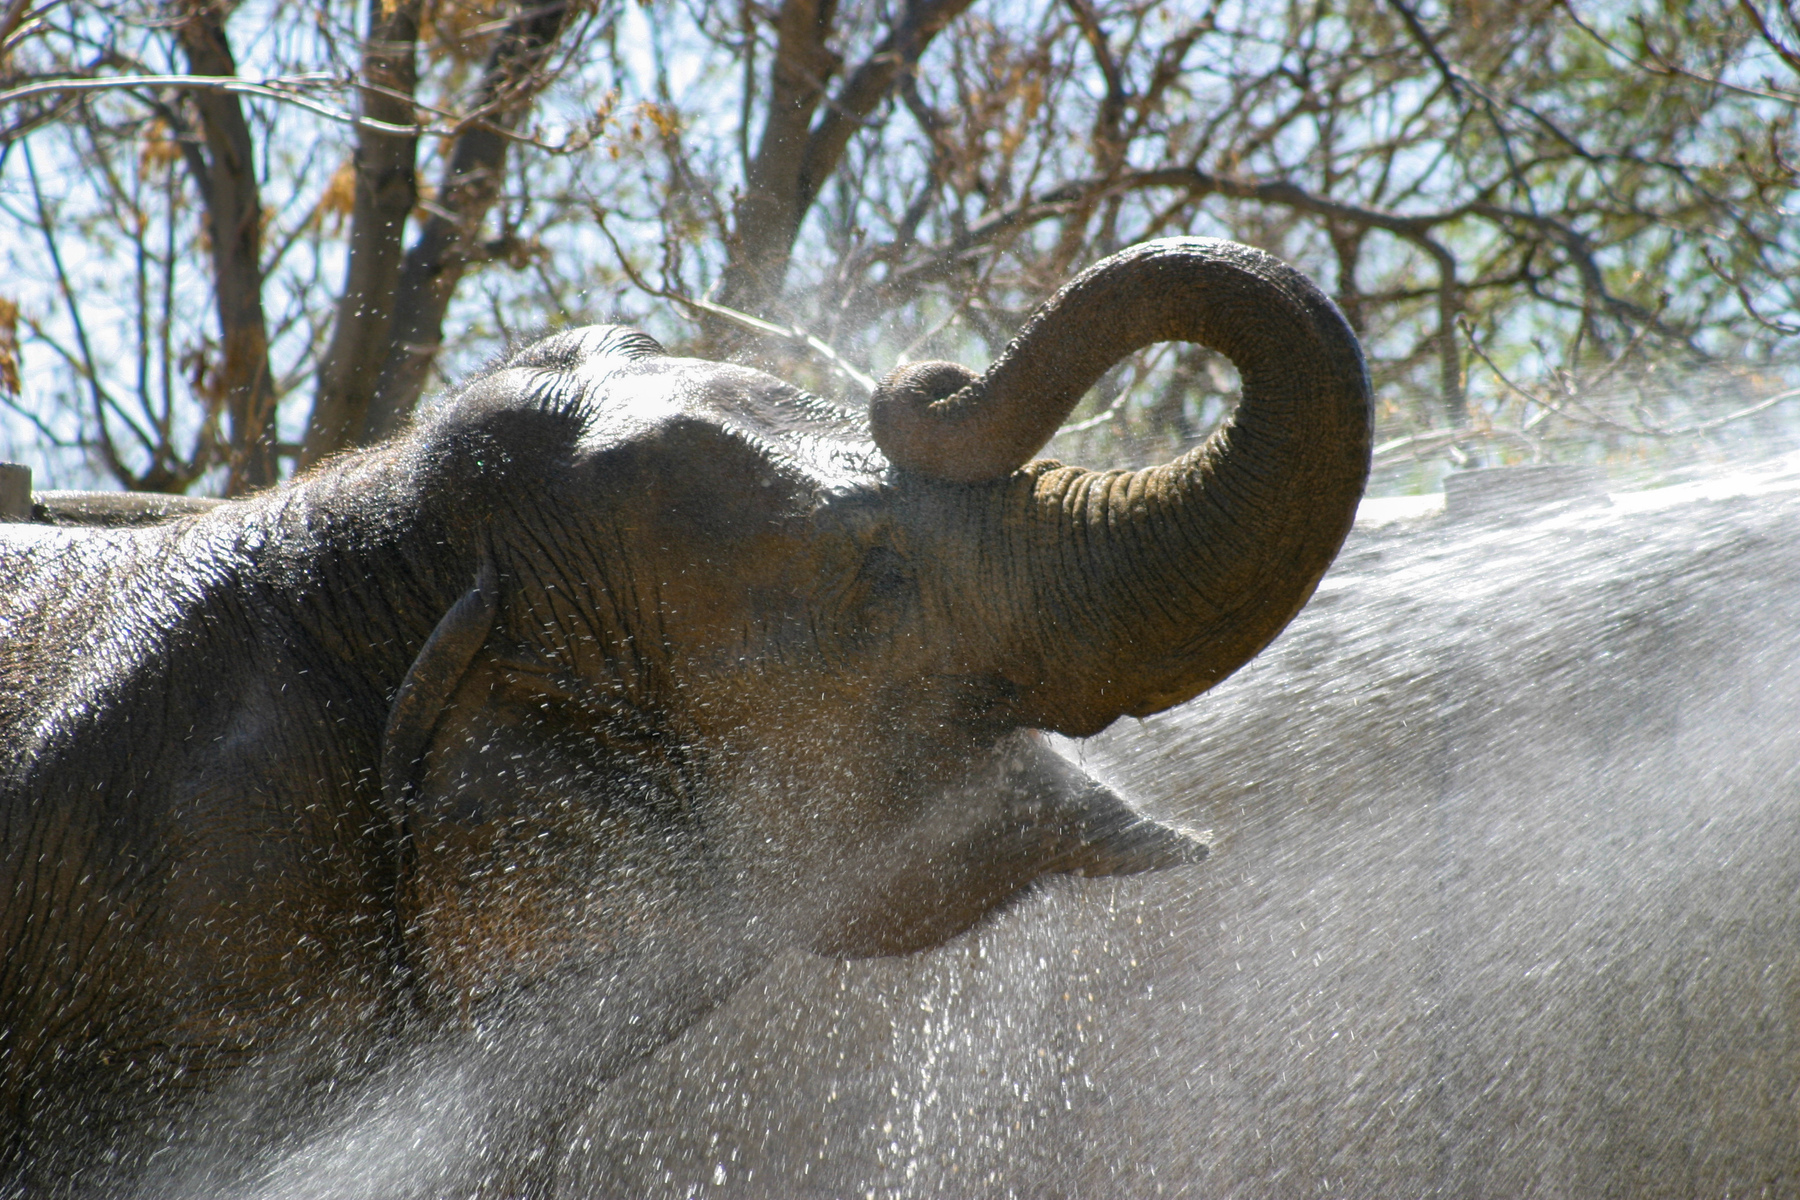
[560,453,1800,1198]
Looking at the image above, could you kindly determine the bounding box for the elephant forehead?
[572,359,881,490]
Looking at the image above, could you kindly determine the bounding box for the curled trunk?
[873,239,1372,735]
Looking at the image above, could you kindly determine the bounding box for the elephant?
[0,238,1372,1197]
[560,454,1800,1198]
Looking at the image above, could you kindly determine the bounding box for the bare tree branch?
[172,0,278,493]
[302,0,422,464]
[362,0,587,440]
[714,0,974,345]
[1561,0,1799,106]
[0,73,427,132]
[598,211,875,394]
[0,71,619,150]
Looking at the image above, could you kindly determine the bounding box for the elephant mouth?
[809,733,1209,959]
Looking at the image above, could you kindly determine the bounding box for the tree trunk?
[709,0,973,354]
[302,0,423,468]
[872,240,1373,736]
[360,0,575,443]
[712,0,841,336]
[174,2,279,495]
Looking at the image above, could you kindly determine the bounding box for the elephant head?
[378,237,1370,1004]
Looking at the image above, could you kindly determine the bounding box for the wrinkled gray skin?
[569,466,1800,1198]
[0,241,1372,1197]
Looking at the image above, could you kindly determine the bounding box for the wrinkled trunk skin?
[877,240,1373,736]
[564,469,1800,1200]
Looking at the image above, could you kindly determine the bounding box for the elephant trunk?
[873,239,1372,736]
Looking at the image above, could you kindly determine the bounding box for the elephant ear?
[382,560,500,826]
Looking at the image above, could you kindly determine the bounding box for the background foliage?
[1,0,1795,495]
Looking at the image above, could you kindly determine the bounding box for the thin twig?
[0,73,428,134]
[1738,0,1800,74]
[1661,385,1800,436]
[0,72,610,153]
[1372,426,1541,462]
[0,392,79,448]
[596,211,878,395]
[684,296,879,396]
[0,0,34,59]
[1048,342,1181,439]
[1463,316,1800,439]
[1463,319,1642,435]
[1560,1,1799,107]
[1053,393,1129,436]
[23,140,156,479]
[1704,248,1800,336]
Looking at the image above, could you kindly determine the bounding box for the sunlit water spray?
[186,452,1800,1199]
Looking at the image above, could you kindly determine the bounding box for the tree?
[1,0,1795,496]
[1,0,603,493]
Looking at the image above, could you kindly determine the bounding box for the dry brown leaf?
[0,298,20,397]
[138,119,183,178]
[312,159,357,231]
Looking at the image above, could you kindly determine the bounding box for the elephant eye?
[839,544,916,643]
[855,545,913,600]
